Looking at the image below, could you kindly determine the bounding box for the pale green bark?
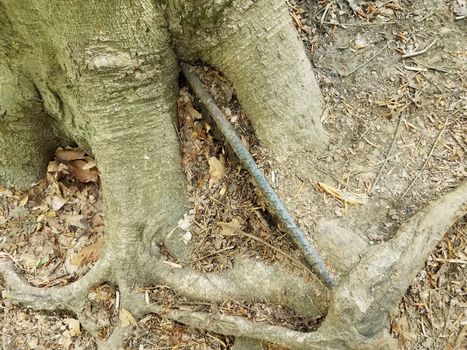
[0,1,332,348]
[1,2,466,350]
[1,0,327,267]
[0,64,69,187]
[169,0,328,156]
[0,0,188,264]
[233,337,263,350]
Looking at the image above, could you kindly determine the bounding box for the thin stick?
[448,130,467,153]
[402,119,448,197]
[190,246,235,263]
[357,117,379,141]
[232,227,316,278]
[402,39,437,59]
[370,113,404,193]
[341,43,389,77]
[345,0,360,13]
[320,2,332,24]
[181,62,334,288]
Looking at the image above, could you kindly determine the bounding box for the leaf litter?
[2,0,466,348]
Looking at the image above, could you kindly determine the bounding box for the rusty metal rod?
[181,62,334,288]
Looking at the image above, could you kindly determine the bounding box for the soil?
[1,0,465,349]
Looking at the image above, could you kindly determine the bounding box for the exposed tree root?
[128,293,393,350]
[326,180,467,339]
[97,323,133,350]
[146,254,328,319]
[1,182,466,349]
[0,257,112,337]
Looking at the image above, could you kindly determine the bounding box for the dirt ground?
[1,0,466,349]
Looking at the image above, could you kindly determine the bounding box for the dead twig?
[189,246,235,263]
[341,42,389,77]
[230,227,316,277]
[345,0,360,13]
[356,117,379,141]
[370,113,405,193]
[402,118,449,197]
[402,39,437,59]
[320,2,332,24]
[448,130,467,153]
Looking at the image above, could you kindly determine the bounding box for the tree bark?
[169,0,328,156]
[0,64,68,187]
[0,0,326,272]
[2,1,463,350]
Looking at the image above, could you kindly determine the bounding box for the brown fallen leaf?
[70,238,105,267]
[55,148,86,161]
[64,214,88,229]
[218,218,242,236]
[68,160,99,183]
[19,195,28,207]
[51,195,67,211]
[81,157,97,170]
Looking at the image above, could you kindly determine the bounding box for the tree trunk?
[168,0,328,155]
[0,0,326,277]
[1,1,465,350]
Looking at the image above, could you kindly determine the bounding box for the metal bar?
[181,62,334,288]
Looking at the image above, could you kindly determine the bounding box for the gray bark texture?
[1,1,466,349]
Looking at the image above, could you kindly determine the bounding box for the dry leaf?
[317,182,368,205]
[47,160,60,172]
[46,210,57,218]
[208,156,225,180]
[166,212,194,238]
[218,218,242,236]
[0,187,13,197]
[186,104,202,120]
[178,212,193,231]
[353,34,368,49]
[163,260,183,269]
[55,148,86,161]
[19,195,28,207]
[219,186,227,196]
[51,195,67,211]
[182,231,192,245]
[68,160,99,183]
[65,214,88,229]
[59,332,73,350]
[392,315,416,342]
[46,217,62,233]
[64,318,81,337]
[70,238,105,267]
[119,308,137,327]
[81,157,97,170]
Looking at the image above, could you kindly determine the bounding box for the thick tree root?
[128,294,393,350]
[97,323,134,350]
[325,180,467,339]
[1,182,465,349]
[0,257,112,337]
[146,255,328,319]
